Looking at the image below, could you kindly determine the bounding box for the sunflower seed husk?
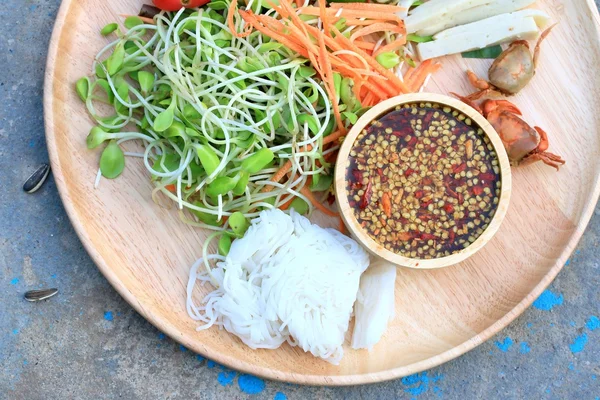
[24,288,59,302]
[23,163,51,193]
[139,4,161,19]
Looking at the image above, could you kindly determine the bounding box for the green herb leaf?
[153,104,175,132]
[107,42,126,76]
[124,16,144,29]
[138,71,155,94]
[100,23,118,36]
[206,176,238,198]
[191,205,222,226]
[86,126,110,149]
[462,45,503,59]
[406,34,434,43]
[229,212,250,237]
[290,197,309,215]
[76,77,90,102]
[376,52,401,69]
[241,148,275,174]
[196,144,221,176]
[218,234,232,256]
[342,111,358,125]
[233,170,249,196]
[310,174,333,192]
[99,140,125,179]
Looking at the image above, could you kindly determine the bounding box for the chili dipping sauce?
[346,102,501,259]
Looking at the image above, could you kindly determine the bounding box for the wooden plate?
[44,0,600,385]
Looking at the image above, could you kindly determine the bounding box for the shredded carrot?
[323,129,348,146]
[328,3,407,13]
[278,196,295,210]
[228,1,252,38]
[350,23,403,42]
[406,59,441,91]
[339,217,347,234]
[373,37,408,56]
[300,185,339,217]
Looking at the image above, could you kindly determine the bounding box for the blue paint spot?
[494,337,514,352]
[401,372,443,396]
[28,139,35,147]
[274,392,287,400]
[13,329,19,335]
[196,354,205,362]
[217,369,237,386]
[104,311,114,321]
[586,316,599,331]
[592,375,597,381]
[526,322,533,328]
[568,362,575,371]
[158,333,166,340]
[532,290,563,311]
[433,386,442,397]
[51,274,57,279]
[23,360,28,366]
[570,333,588,353]
[565,258,571,266]
[519,342,531,354]
[207,360,217,368]
[238,374,266,395]
[179,344,187,352]
[569,321,576,327]
[10,277,19,285]
[549,323,555,327]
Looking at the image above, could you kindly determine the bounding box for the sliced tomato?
[153,0,211,11]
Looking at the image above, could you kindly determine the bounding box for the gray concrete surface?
[1,1,599,399]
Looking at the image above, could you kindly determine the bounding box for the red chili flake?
[453,163,466,174]
[397,232,412,241]
[458,193,464,204]
[376,168,388,183]
[415,190,424,199]
[479,172,496,181]
[445,183,458,199]
[351,169,362,182]
[407,137,418,147]
[404,168,415,177]
[422,177,433,186]
[327,193,336,205]
[421,199,432,208]
[421,233,436,241]
[422,112,433,129]
[444,204,454,213]
[360,180,373,209]
[449,230,456,242]
[472,186,483,196]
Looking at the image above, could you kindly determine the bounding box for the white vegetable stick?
[396,0,419,19]
[433,9,551,40]
[417,16,540,60]
[351,260,397,351]
[404,0,491,33]
[416,0,537,37]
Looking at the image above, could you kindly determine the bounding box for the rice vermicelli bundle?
[186,208,370,364]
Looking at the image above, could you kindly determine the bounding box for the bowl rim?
[334,93,512,269]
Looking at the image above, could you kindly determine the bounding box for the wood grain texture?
[43,0,600,385]
[334,93,512,269]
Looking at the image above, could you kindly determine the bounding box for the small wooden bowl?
[335,93,512,269]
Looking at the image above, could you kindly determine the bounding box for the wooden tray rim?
[43,0,600,386]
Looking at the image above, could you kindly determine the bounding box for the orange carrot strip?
[353,40,377,50]
[406,59,441,91]
[300,185,339,217]
[323,129,348,145]
[373,38,408,56]
[350,23,403,42]
[328,3,407,13]
[228,1,252,38]
[240,11,309,58]
[279,196,295,210]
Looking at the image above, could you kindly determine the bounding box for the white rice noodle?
[351,259,397,351]
[186,209,370,364]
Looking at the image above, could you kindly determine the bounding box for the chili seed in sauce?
[346,102,501,259]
